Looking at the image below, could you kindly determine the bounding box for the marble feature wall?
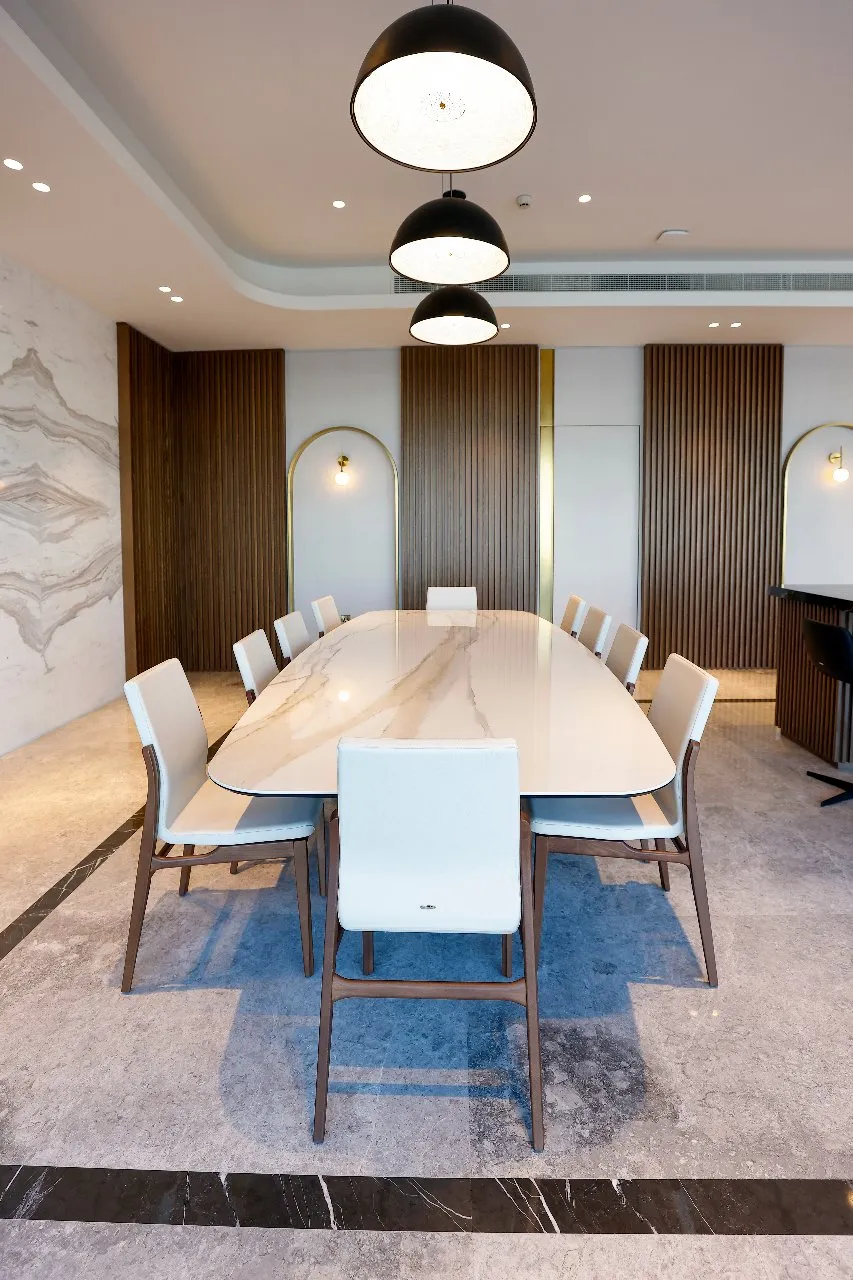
[0,253,122,755]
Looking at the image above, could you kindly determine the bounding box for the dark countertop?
[770,584,853,609]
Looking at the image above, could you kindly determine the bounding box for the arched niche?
[782,422,853,583]
[286,426,400,617]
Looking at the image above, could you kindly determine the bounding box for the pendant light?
[391,188,509,285]
[351,4,536,172]
[409,285,498,345]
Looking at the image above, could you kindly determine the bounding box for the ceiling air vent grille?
[392,271,853,294]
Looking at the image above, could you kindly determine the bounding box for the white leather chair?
[122,659,323,991]
[560,594,588,637]
[426,586,478,610]
[313,738,544,1151]
[529,654,720,985]
[577,605,612,657]
[605,623,649,694]
[233,629,279,704]
[311,595,342,637]
[274,610,311,665]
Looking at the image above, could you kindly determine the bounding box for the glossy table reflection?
[208,610,675,798]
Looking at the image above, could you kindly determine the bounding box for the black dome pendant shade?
[409,285,498,346]
[391,189,509,285]
[352,4,537,172]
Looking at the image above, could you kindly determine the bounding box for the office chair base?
[806,770,853,807]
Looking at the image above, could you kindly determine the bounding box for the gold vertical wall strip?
[538,348,555,621]
[641,344,783,669]
[400,345,539,611]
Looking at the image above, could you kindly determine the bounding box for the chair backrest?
[274,610,311,663]
[577,605,611,656]
[124,658,208,833]
[337,738,521,935]
[605,622,649,690]
[426,586,478,610]
[648,654,719,780]
[233,629,278,699]
[311,595,342,635]
[560,594,588,636]
[803,618,853,685]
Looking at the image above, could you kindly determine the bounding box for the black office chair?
[802,617,853,807]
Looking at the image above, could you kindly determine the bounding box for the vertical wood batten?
[118,327,286,672]
[641,344,782,669]
[400,345,539,611]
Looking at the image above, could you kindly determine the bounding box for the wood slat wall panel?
[775,597,852,764]
[641,345,783,669]
[117,329,286,673]
[400,345,539,611]
[117,324,179,673]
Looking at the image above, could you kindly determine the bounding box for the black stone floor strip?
[0,1167,850,1234]
[0,731,232,966]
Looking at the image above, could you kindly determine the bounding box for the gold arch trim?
[286,425,400,613]
[781,420,853,584]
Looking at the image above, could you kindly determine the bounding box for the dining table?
[208,610,675,800]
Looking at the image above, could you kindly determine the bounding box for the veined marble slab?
[0,253,122,755]
[209,610,675,798]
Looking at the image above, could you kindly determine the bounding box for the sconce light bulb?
[335,470,349,486]
[833,466,849,483]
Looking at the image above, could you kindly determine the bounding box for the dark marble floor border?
[0,1167,850,1234]
[0,732,231,966]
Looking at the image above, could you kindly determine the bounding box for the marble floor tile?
[0,673,246,931]
[1,1223,851,1280]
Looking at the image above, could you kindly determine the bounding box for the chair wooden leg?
[520,819,545,1151]
[178,846,193,897]
[314,818,341,1143]
[293,839,314,978]
[362,931,375,975]
[655,839,671,891]
[121,829,156,994]
[533,834,549,959]
[315,815,327,897]
[501,933,512,978]
[683,752,718,987]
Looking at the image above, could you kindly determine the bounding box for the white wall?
[285,350,399,630]
[552,348,643,645]
[0,253,122,756]
[781,347,853,584]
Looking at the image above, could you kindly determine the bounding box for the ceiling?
[4,0,853,349]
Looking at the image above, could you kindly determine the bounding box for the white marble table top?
[208,610,675,798]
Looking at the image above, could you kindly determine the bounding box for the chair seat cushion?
[163,780,322,846]
[528,782,681,841]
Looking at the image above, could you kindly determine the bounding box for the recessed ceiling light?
[708,322,720,328]
[578,193,592,203]
[158,285,172,293]
[170,295,184,303]
[500,322,511,329]
[32,181,50,193]
[656,228,689,241]
[332,199,346,209]
[3,158,23,170]
[730,321,742,328]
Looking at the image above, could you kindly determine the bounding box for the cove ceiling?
[4,0,853,349]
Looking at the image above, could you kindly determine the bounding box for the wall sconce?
[335,454,350,486]
[829,448,850,483]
